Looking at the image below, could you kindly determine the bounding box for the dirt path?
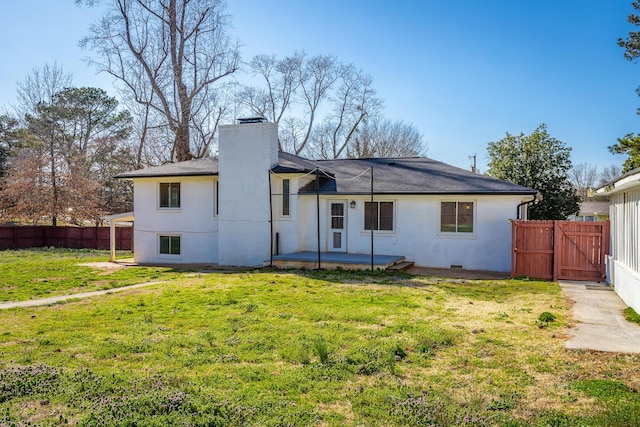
[0,281,165,310]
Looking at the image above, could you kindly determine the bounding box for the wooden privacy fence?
[511,220,609,281]
[0,226,132,251]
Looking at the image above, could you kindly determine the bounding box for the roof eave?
[115,172,219,180]
[297,190,538,196]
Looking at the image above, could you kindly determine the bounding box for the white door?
[329,201,347,252]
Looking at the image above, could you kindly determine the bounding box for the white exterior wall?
[609,258,640,313]
[132,177,218,264]
[295,194,525,272]
[218,122,278,266]
[272,175,302,256]
[607,186,640,312]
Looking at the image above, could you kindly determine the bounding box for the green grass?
[0,248,182,302]
[624,306,640,325]
[0,249,639,425]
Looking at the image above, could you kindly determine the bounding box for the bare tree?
[15,63,73,120]
[241,53,303,127]
[80,0,240,161]
[322,65,383,158]
[347,120,426,158]
[296,54,339,155]
[569,162,599,201]
[240,52,384,158]
[599,164,622,186]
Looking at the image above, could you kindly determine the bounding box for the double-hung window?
[159,183,180,208]
[440,201,474,233]
[364,201,394,231]
[159,235,180,255]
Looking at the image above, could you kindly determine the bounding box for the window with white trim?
[364,201,394,231]
[440,201,474,233]
[159,183,180,208]
[159,235,181,255]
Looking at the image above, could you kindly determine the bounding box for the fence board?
[0,226,132,251]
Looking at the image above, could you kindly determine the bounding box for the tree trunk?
[175,118,191,161]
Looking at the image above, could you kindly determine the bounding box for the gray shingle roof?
[299,157,536,195]
[116,153,536,195]
[115,157,219,178]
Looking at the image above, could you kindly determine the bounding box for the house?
[596,168,640,312]
[114,120,537,272]
[569,200,610,222]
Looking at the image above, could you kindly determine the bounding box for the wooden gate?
[511,220,609,281]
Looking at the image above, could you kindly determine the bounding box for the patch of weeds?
[538,311,556,322]
[280,341,311,365]
[244,303,258,313]
[537,311,557,329]
[415,327,460,356]
[391,393,495,426]
[0,364,61,403]
[570,379,633,400]
[535,411,579,427]
[216,353,240,363]
[591,400,640,426]
[624,307,640,325]
[313,335,330,364]
[494,311,510,321]
[486,391,520,411]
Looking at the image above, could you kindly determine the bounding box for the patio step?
[387,261,414,272]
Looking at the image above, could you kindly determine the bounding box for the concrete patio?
[268,251,407,270]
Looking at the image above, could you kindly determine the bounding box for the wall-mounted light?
[350,200,356,209]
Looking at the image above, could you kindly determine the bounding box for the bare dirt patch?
[78,261,125,271]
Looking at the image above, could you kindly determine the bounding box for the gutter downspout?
[516,193,540,220]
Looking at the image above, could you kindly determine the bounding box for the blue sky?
[1,1,638,173]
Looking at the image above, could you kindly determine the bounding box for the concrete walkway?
[0,281,165,310]
[560,281,640,353]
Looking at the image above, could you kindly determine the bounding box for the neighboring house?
[115,120,536,272]
[569,200,610,222]
[596,168,640,312]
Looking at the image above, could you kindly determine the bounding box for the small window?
[441,201,474,233]
[364,201,394,231]
[282,179,290,216]
[214,180,219,216]
[159,183,180,208]
[159,235,180,255]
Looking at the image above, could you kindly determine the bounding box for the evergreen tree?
[487,124,580,220]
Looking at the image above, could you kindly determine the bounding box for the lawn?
[0,249,639,426]
[0,248,181,302]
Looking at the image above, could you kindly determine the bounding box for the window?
[282,179,290,216]
[364,201,394,231]
[159,235,180,255]
[159,183,180,208]
[214,180,219,216]
[441,201,474,233]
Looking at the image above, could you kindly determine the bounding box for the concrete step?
[387,261,414,272]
